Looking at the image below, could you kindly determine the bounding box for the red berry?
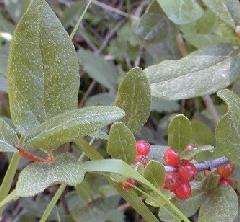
[219,178,233,187]
[135,140,150,156]
[217,163,234,178]
[121,178,138,191]
[164,172,181,192]
[175,181,191,200]
[163,148,180,167]
[178,160,197,181]
[135,155,148,165]
[185,144,195,151]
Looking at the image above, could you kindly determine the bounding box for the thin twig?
[97,20,124,53]
[164,156,229,173]
[176,33,188,57]
[78,80,96,107]
[70,0,92,40]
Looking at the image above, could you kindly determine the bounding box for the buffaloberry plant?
[1,0,240,222]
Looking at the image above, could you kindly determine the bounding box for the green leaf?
[8,0,79,135]
[15,153,86,197]
[86,93,114,106]
[0,14,14,33]
[199,186,238,222]
[144,160,165,187]
[78,49,119,92]
[168,114,192,152]
[223,0,240,26]
[156,0,203,25]
[180,9,240,48]
[145,44,240,100]
[115,68,151,133]
[134,1,180,63]
[216,89,240,164]
[191,119,215,145]
[202,0,235,27]
[0,45,8,76]
[151,97,180,112]
[25,106,125,150]
[107,122,136,164]
[0,118,18,152]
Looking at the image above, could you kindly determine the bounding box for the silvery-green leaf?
[25,106,125,150]
[168,114,192,152]
[191,119,215,145]
[15,153,86,197]
[86,93,114,106]
[134,2,180,63]
[0,14,15,33]
[0,118,18,152]
[157,0,203,25]
[107,122,136,164]
[145,44,240,100]
[216,89,240,164]
[151,97,179,112]
[144,160,165,187]
[199,186,238,222]
[0,45,8,76]
[8,0,79,135]
[78,49,119,92]
[115,67,151,133]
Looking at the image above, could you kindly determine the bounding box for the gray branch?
[164,156,229,173]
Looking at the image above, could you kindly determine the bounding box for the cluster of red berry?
[121,141,235,199]
[121,140,150,191]
[217,163,234,186]
[163,147,197,200]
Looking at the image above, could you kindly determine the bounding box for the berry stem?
[165,156,229,173]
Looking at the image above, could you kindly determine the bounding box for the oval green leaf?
[145,44,240,100]
[15,153,86,197]
[78,49,119,92]
[216,89,240,164]
[115,67,151,133]
[144,160,165,187]
[8,0,79,135]
[168,114,192,152]
[25,106,125,150]
[199,186,238,222]
[107,122,136,164]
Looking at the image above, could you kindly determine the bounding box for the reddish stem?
[15,144,54,164]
